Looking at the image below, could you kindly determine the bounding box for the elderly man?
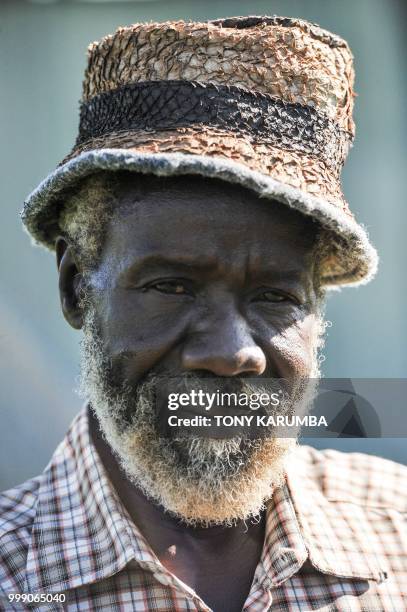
[1,16,406,612]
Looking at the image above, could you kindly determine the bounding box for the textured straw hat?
[21,15,377,286]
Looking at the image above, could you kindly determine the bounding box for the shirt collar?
[24,407,160,594]
[284,446,389,583]
[24,408,387,594]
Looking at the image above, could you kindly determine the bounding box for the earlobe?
[56,236,84,330]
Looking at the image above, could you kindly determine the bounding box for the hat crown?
[22,16,377,288]
[83,16,355,134]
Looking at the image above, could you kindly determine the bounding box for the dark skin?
[57,175,320,612]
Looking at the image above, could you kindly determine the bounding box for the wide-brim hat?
[21,15,378,287]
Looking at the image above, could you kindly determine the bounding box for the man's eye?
[147,280,190,295]
[254,290,291,303]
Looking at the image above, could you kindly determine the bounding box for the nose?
[181,309,266,377]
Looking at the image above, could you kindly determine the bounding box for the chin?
[101,411,297,526]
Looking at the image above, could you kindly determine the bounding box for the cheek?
[92,289,192,381]
[268,313,321,378]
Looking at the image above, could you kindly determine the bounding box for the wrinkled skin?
[57,174,322,612]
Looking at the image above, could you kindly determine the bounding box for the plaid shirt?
[0,407,406,611]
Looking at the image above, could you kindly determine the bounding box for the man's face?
[73,175,323,525]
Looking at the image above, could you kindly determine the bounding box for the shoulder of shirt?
[293,445,407,513]
[0,475,42,540]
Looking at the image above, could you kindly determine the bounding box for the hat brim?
[21,148,378,287]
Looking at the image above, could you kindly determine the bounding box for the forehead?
[99,174,318,272]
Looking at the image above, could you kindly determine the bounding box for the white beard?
[79,304,323,527]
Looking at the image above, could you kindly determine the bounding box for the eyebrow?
[118,254,219,281]
[252,269,308,284]
[118,253,309,286]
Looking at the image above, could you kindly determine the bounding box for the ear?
[56,236,84,330]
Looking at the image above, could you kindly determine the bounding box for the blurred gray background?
[1,0,406,490]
